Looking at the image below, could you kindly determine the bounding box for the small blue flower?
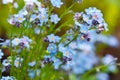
[91,13,103,23]
[34,27,40,34]
[62,48,73,58]
[79,24,89,33]
[47,34,61,43]
[30,14,37,22]
[102,54,117,72]
[28,70,36,79]
[52,57,62,69]
[0,49,4,59]
[28,61,36,67]
[50,14,60,24]
[39,13,48,26]
[14,14,25,23]
[58,44,73,57]
[38,7,48,14]
[102,54,116,65]
[20,36,32,49]
[96,73,109,80]
[50,0,63,8]
[19,9,28,16]
[83,14,92,25]
[47,43,57,56]
[108,65,117,72]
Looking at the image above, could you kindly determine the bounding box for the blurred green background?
[0,0,120,80]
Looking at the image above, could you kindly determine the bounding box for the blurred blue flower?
[37,8,48,26]
[96,73,109,80]
[83,14,92,25]
[102,54,117,72]
[28,61,36,67]
[62,52,98,74]
[50,0,63,8]
[47,43,57,56]
[79,24,89,33]
[96,35,119,47]
[102,54,116,65]
[30,14,37,22]
[58,43,74,58]
[28,70,36,79]
[52,57,62,69]
[50,14,60,24]
[62,47,73,58]
[34,27,40,34]
[39,13,48,26]
[47,34,61,43]
[12,38,21,47]
[14,14,25,23]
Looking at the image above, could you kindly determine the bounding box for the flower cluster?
[7,0,61,28]
[42,34,63,69]
[74,7,108,41]
[0,36,32,50]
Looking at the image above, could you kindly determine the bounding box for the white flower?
[50,14,60,24]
